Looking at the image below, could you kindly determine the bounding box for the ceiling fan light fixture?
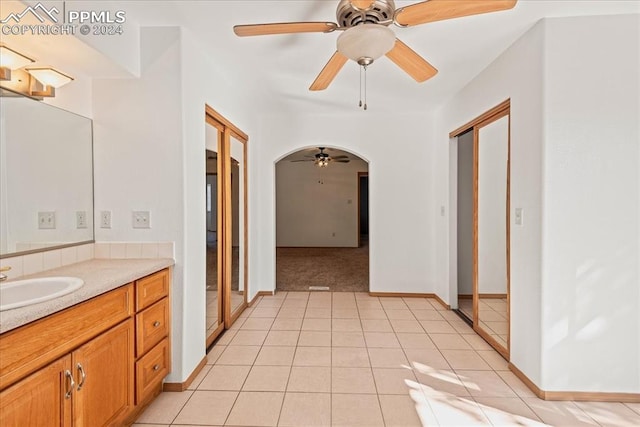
[337,24,395,64]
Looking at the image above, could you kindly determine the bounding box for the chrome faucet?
[0,266,11,282]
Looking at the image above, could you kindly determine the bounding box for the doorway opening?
[275,147,369,292]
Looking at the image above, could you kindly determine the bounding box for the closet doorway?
[205,106,248,347]
[452,100,510,359]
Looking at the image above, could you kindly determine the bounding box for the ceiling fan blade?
[333,160,351,163]
[331,155,350,159]
[234,22,338,37]
[291,159,314,162]
[309,51,348,91]
[351,0,375,10]
[395,0,517,27]
[386,39,438,82]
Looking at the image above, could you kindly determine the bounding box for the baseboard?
[163,356,208,392]
[458,294,473,299]
[368,292,451,310]
[458,293,507,299]
[248,291,274,306]
[508,362,640,403]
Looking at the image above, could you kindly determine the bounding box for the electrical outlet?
[76,211,87,229]
[100,211,111,229]
[132,211,150,229]
[38,211,56,229]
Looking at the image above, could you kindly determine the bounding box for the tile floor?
[458,297,509,350]
[135,292,640,427]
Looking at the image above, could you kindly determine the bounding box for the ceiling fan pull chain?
[364,65,368,111]
[359,65,363,108]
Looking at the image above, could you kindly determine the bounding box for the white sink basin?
[0,277,84,311]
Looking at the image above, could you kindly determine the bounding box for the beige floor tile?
[430,333,474,350]
[390,319,424,333]
[215,330,237,345]
[415,367,470,397]
[258,298,285,308]
[305,308,331,318]
[626,402,640,416]
[403,298,434,310]
[448,319,477,334]
[332,331,366,347]
[441,350,492,370]
[332,393,384,426]
[368,348,409,368]
[281,299,308,309]
[426,395,493,426]
[242,366,291,392]
[278,392,331,427]
[131,424,168,427]
[380,299,409,310]
[428,299,447,311]
[302,318,332,331]
[332,308,360,319]
[411,309,444,321]
[420,321,457,334]
[357,301,383,310]
[332,347,371,367]
[293,346,332,366]
[379,394,425,426]
[385,309,416,320]
[404,348,451,370]
[172,391,237,425]
[254,346,296,366]
[216,345,261,365]
[187,365,212,390]
[575,401,640,427]
[225,391,284,426]
[361,319,393,332]
[277,308,306,319]
[250,307,281,318]
[198,365,251,391]
[456,370,517,397]
[496,371,537,398]
[462,334,494,350]
[332,367,377,393]
[372,367,418,394]
[229,330,268,346]
[263,330,300,346]
[396,333,436,349]
[523,399,599,426]
[240,317,274,330]
[364,332,401,348]
[206,345,227,365]
[135,390,193,424]
[271,318,303,331]
[477,310,508,321]
[474,397,544,426]
[358,309,388,319]
[477,349,509,370]
[287,366,331,392]
[485,320,509,335]
[332,318,362,331]
[298,330,332,347]
[306,299,332,309]
[286,291,310,299]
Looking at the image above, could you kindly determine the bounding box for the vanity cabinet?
[0,267,171,426]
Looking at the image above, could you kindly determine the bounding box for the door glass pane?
[229,135,245,316]
[205,122,222,343]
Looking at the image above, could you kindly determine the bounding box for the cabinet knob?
[153,321,161,328]
[153,364,160,371]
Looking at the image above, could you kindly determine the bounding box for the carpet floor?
[276,244,369,292]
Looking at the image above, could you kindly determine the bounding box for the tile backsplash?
[0,242,174,281]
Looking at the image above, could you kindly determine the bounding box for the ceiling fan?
[290,147,351,167]
[234,0,517,94]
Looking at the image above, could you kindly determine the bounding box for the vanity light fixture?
[0,44,34,81]
[26,67,74,89]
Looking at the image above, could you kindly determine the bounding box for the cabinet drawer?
[136,298,169,357]
[136,269,169,311]
[135,338,170,405]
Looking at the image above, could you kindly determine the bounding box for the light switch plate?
[515,208,524,226]
[132,211,150,229]
[38,211,56,229]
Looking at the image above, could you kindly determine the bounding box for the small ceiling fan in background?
[234,0,517,104]
[290,147,351,167]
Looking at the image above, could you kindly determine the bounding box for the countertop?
[0,258,174,334]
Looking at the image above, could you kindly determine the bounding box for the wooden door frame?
[357,172,368,248]
[450,99,511,360]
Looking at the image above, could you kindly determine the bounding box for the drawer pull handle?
[64,370,75,399]
[76,363,86,391]
[153,321,161,328]
[153,364,160,371]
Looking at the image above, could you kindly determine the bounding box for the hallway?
[134,292,639,426]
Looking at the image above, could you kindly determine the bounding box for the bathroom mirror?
[0,89,94,257]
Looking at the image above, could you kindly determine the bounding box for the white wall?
[477,116,509,295]
[254,112,435,294]
[540,15,639,393]
[456,131,474,296]
[435,20,545,386]
[276,157,368,247]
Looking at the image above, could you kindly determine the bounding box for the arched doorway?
[275,146,369,292]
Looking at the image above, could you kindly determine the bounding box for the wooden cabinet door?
[72,319,134,427]
[0,356,72,427]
